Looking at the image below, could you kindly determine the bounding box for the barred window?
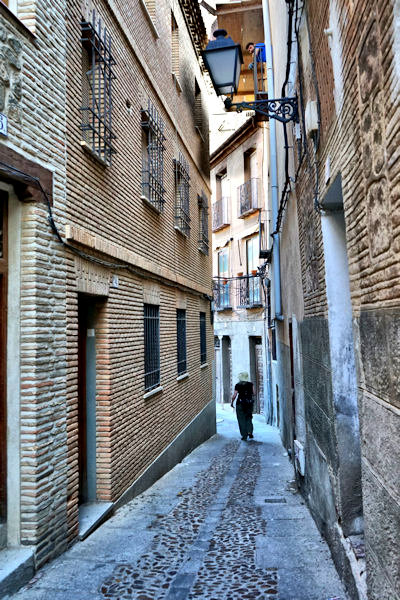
[144,304,160,391]
[141,100,166,212]
[200,312,207,365]
[174,153,190,236]
[198,191,209,255]
[80,9,116,166]
[177,309,187,375]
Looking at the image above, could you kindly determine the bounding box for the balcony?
[212,197,230,232]
[236,275,263,308]
[238,178,260,218]
[213,279,232,311]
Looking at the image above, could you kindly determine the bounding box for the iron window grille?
[141,100,166,212]
[144,304,160,391]
[200,312,207,364]
[174,152,191,236]
[198,192,209,255]
[177,309,187,375]
[80,10,116,166]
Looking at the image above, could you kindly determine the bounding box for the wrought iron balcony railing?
[236,275,263,308]
[238,178,260,218]
[213,280,232,311]
[212,197,230,232]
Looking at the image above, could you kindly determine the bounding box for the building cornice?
[65,223,212,296]
[210,118,258,167]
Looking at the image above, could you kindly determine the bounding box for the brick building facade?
[0,0,213,594]
[267,0,400,598]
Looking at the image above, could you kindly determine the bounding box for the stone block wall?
[273,0,400,597]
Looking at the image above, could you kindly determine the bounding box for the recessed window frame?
[200,312,207,365]
[171,11,180,85]
[141,100,166,213]
[174,152,191,237]
[198,191,209,255]
[80,10,117,166]
[144,303,160,392]
[177,308,187,376]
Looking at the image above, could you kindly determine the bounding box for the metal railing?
[212,197,230,231]
[238,178,260,217]
[236,275,262,308]
[213,276,263,310]
[213,280,232,310]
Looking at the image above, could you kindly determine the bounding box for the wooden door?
[0,194,8,529]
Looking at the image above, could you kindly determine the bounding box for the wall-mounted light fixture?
[202,30,298,124]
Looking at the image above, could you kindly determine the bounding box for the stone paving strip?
[100,439,242,599]
[6,407,348,600]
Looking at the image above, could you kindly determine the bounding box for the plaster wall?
[214,318,265,402]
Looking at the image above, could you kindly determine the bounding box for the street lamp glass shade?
[202,30,243,96]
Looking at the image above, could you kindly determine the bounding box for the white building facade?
[211,118,272,418]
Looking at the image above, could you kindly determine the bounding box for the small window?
[194,79,204,139]
[171,12,179,79]
[271,327,277,361]
[144,304,160,391]
[174,152,190,236]
[200,312,207,365]
[177,309,187,375]
[80,11,116,165]
[198,192,209,255]
[141,100,166,212]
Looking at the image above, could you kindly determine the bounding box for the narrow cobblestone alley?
[7,407,347,600]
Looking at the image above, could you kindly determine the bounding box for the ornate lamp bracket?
[224,96,299,124]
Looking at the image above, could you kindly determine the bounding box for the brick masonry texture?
[273,0,400,598]
[0,0,213,576]
[64,0,212,552]
[0,0,69,567]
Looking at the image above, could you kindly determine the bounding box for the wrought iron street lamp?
[202,31,298,124]
[202,29,243,97]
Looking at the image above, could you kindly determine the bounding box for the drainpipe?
[262,0,283,320]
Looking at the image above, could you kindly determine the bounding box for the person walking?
[231,372,255,441]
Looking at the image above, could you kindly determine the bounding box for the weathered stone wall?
[271,0,400,597]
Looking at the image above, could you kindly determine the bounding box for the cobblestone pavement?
[7,406,348,600]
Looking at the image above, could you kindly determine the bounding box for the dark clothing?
[234,381,254,439]
[235,381,254,403]
[236,403,254,440]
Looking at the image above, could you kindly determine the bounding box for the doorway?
[321,205,363,537]
[221,336,232,404]
[78,295,98,505]
[249,336,263,414]
[0,194,7,549]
